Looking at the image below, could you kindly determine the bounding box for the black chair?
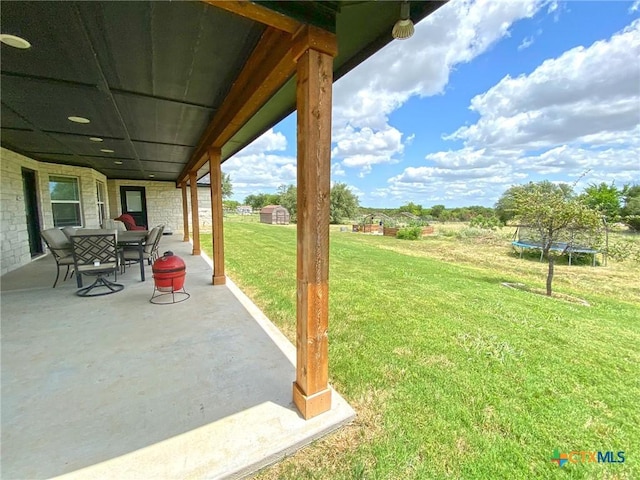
[70,229,124,297]
[40,228,75,288]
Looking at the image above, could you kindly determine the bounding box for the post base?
[212,275,226,285]
[292,382,331,420]
[192,248,201,255]
[183,236,189,242]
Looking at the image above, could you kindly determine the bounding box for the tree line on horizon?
[360,182,639,231]
[221,174,640,232]
[223,182,360,224]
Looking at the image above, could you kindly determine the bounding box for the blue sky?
[223,0,640,208]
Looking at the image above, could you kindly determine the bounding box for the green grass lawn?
[201,221,639,479]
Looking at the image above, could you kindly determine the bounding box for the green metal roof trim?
[255,1,341,33]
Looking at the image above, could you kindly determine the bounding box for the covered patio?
[1,1,446,477]
[1,236,354,478]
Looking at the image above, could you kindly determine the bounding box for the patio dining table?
[118,230,149,281]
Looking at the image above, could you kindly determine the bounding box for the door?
[22,168,43,256]
[120,186,148,228]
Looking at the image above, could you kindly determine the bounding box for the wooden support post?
[181,183,190,242]
[292,25,337,420]
[189,172,201,255]
[209,148,226,285]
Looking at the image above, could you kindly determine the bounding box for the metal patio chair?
[40,228,75,288]
[70,229,124,297]
[120,225,162,272]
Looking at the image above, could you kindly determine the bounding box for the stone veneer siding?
[1,148,204,276]
[106,179,189,234]
[106,182,218,232]
[1,148,109,275]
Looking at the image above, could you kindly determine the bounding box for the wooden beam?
[181,183,190,242]
[189,173,201,256]
[293,26,337,420]
[291,24,338,61]
[209,147,226,285]
[178,26,296,184]
[203,0,300,33]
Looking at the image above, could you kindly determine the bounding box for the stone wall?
[0,147,219,276]
[0,148,109,275]
[104,182,216,233]
[106,179,187,234]
[1,149,39,275]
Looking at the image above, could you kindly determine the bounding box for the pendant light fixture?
[392,1,415,40]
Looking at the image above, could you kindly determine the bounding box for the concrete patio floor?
[1,236,354,479]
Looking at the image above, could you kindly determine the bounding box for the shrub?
[607,238,640,263]
[407,219,430,228]
[396,226,422,240]
[469,215,502,230]
[624,214,640,232]
[455,227,488,239]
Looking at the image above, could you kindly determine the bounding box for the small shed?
[260,205,290,225]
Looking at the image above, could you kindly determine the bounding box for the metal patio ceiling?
[1,1,445,184]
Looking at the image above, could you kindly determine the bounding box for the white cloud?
[234,128,287,156]
[630,0,639,13]
[448,19,640,150]
[518,36,534,50]
[513,143,640,178]
[381,18,639,207]
[386,138,639,208]
[223,154,296,189]
[331,0,550,175]
[332,125,404,169]
[332,162,346,177]
[222,128,295,200]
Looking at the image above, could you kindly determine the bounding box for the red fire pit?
[150,251,189,304]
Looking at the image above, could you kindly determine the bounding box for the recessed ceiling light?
[89,137,103,142]
[114,161,123,165]
[149,174,155,178]
[100,149,114,153]
[68,116,90,124]
[0,34,31,49]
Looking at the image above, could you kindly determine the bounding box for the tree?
[329,183,359,224]
[222,173,233,199]
[621,184,640,231]
[430,204,445,220]
[278,184,297,222]
[243,194,263,210]
[223,199,239,210]
[495,185,520,224]
[398,202,423,217]
[243,193,280,210]
[513,181,601,296]
[496,181,573,224]
[580,182,621,222]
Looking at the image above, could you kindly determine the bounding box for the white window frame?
[96,181,106,227]
[49,175,82,227]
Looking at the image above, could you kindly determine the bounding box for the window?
[49,176,81,227]
[96,181,106,227]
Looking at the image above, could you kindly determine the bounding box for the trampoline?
[511,224,608,267]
